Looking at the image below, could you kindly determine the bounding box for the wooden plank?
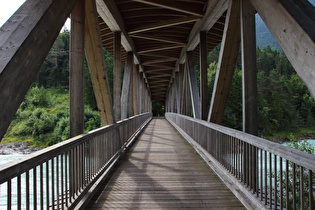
[0,0,78,141]
[85,119,245,209]
[186,52,201,119]
[249,0,315,98]
[131,0,203,17]
[208,0,241,124]
[113,32,121,122]
[128,16,200,35]
[70,0,85,137]
[241,0,257,135]
[121,52,133,119]
[200,31,208,121]
[85,0,114,126]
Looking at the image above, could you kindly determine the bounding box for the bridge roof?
[97,0,228,100]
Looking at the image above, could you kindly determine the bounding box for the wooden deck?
[85,119,246,209]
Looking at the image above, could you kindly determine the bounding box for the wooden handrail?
[166,112,315,210]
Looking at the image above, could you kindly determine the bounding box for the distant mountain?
[255,15,281,51]
[255,0,315,51]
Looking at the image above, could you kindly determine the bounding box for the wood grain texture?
[85,119,245,209]
[0,0,78,141]
[85,0,114,126]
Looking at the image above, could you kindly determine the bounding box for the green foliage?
[152,100,165,117]
[206,46,315,135]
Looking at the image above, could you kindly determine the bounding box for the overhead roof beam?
[168,0,228,89]
[130,33,186,45]
[142,57,178,65]
[131,0,203,17]
[96,0,145,73]
[128,16,200,34]
[138,44,184,54]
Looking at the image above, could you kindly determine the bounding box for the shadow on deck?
[85,119,245,209]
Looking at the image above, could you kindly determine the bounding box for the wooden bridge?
[0,0,315,209]
[85,119,245,209]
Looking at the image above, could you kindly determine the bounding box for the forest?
[2,29,315,147]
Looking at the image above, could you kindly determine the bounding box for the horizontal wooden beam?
[142,57,178,65]
[128,16,200,34]
[0,0,78,141]
[130,33,186,45]
[138,44,184,54]
[131,0,203,17]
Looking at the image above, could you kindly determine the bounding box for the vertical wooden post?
[241,0,258,193]
[200,31,208,121]
[179,64,184,114]
[175,72,181,114]
[186,51,201,119]
[113,32,121,121]
[70,0,85,137]
[128,63,134,117]
[133,65,139,116]
[241,0,257,136]
[139,73,143,114]
[142,79,146,113]
[121,52,133,119]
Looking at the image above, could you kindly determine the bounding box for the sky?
[0,0,70,30]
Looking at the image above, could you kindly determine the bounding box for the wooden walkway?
[85,119,246,209]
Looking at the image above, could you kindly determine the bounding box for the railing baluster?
[33,166,37,210]
[279,157,283,210]
[269,152,272,209]
[309,170,313,210]
[300,166,304,210]
[26,171,29,210]
[56,155,60,209]
[40,164,43,210]
[260,149,263,201]
[274,154,277,210]
[264,150,267,205]
[46,161,49,209]
[286,160,289,210]
[17,175,21,210]
[293,163,296,210]
[8,180,12,210]
[52,158,55,209]
[61,154,64,210]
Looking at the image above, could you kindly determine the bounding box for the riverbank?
[0,142,41,155]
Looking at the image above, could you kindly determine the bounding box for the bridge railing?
[166,113,314,210]
[0,112,152,209]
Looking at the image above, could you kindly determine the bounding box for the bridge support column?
[179,64,184,114]
[241,0,257,136]
[121,52,133,119]
[70,0,85,137]
[133,65,139,116]
[128,63,134,117]
[200,31,208,121]
[186,51,201,119]
[241,0,258,193]
[114,32,121,121]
